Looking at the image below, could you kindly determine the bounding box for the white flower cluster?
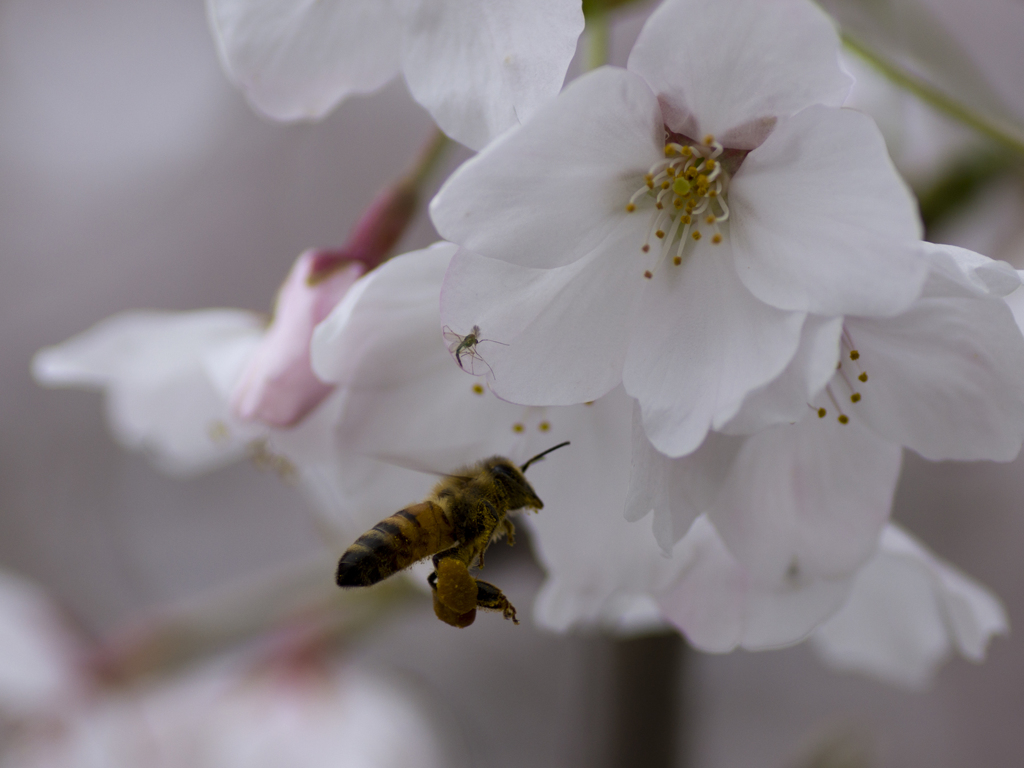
[31,0,1022,693]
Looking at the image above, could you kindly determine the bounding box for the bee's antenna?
[520,441,570,473]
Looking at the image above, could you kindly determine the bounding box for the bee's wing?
[370,452,472,481]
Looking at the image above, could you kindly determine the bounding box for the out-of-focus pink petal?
[231,251,364,428]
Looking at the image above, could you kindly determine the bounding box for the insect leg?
[474,579,518,624]
[501,518,516,547]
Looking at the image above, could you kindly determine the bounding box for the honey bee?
[335,442,570,628]
[442,325,507,377]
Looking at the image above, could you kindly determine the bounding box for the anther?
[512,423,524,433]
[817,408,826,418]
[538,421,550,432]
[712,234,722,244]
[644,270,653,279]
[642,244,650,253]
[673,256,681,265]
[706,215,716,225]
[850,393,861,403]
[838,415,849,424]
[692,231,702,241]
[849,350,860,360]
[703,134,715,145]
[858,372,868,383]
[472,384,484,395]
[656,230,665,239]
[625,203,636,212]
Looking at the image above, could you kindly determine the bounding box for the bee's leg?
[474,579,518,625]
[502,518,516,547]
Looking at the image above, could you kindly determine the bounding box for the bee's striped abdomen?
[335,502,456,587]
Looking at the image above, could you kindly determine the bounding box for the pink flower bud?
[231,251,365,427]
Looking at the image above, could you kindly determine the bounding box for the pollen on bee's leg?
[435,559,477,615]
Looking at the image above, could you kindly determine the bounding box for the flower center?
[625,135,732,279]
[812,327,869,425]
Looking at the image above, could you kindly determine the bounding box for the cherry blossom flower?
[432,0,927,458]
[31,302,351,529]
[811,524,1009,688]
[310,242,1014,670]
[625,243,1024,639]
[206,0,584,150]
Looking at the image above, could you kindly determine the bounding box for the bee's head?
[486,457,544,511]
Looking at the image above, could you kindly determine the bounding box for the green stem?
[842,33,1024,158]
[584,9,610,71]
[406,128,451,188]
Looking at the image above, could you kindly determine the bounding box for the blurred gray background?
[2,0,1023,765]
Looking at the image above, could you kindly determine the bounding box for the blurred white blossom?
[0,571,88,724]
[32,310,265,476]
[811,524,1009,688]
[205,0,583,150]
[3,651,444,768]
[432,0,926,458]
[30,257,359,530]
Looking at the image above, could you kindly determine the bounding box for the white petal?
[33,311,265,475]
[627,0,851,148]
[430,66,663,268]
[402,0,583,150]
[206,0,404,122]
[811,524,1008,688]
[313,244,560,527]
[528,389,679,635]
[730,106,926,316]
[723,315,843,435]
[656,516,853,652]
[920,241,1022,299]
[312,243,457,388]
[440,246,640,406]
[709,413,902,584]
[844,296,1024,461]
[623,240,805,457]
[626,406,743,551]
